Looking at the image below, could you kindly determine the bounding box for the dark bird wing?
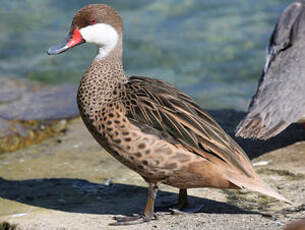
[235,1,305,140]
[124,76,255,177]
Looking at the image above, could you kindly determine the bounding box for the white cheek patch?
[79,23,119,59]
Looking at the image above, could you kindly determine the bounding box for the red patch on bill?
[67,29,83,48]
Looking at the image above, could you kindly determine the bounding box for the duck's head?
[47,4,123,58]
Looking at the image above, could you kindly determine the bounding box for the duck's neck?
[77,38,127,116]
[95,35,123,61]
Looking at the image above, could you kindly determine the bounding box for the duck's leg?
[168,189,189,214]
[110,183,158,225]
[178,189,188,208]
[168,189,204,215]
[156,188,188,215]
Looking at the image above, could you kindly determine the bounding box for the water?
[0,0,290,110]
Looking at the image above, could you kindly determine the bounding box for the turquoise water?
[0,0,290,110]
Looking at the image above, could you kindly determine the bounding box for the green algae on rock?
[0,119,68,153]
[0,222,17,230]
[256,168,305,181]
[224,189,277,211]
[0,76,79,153]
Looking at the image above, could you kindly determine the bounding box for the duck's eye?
[90,19,96,24]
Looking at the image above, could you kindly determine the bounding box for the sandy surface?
[0,117,304,230]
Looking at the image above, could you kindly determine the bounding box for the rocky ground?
[0,76,78,153]
[0,77,304,230]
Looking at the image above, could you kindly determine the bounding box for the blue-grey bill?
[47,42,69,55]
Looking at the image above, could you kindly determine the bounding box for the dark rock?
[0,118,13,138]
[0,84,79,121]
[0,76,79,153]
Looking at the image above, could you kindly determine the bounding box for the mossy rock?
[257,168,305,181]
[0,222,17,230]
[224,189,275,211]
[0,76,79,153]
[0,119,69,153]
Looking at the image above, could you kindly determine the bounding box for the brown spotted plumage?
[48,4,291,225]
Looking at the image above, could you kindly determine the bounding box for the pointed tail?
[225,171,293,205]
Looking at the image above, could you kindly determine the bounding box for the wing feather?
[124,76,254,177]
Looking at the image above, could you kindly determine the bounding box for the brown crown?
[70,4,123,34]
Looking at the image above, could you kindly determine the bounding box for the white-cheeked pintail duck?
[48,4,291,225]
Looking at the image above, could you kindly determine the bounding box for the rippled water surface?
[0,0,290,110]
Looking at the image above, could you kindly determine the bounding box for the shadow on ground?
[0,177,258,216]
[209,110,305,159]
